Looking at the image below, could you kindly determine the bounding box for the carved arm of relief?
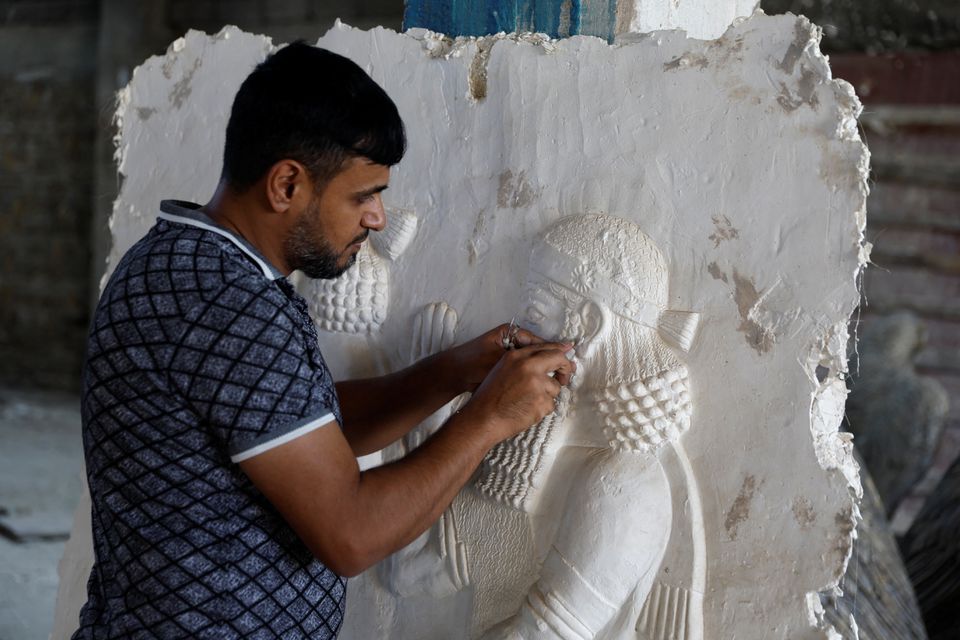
[378,302,470,598]
[481,449,672,640]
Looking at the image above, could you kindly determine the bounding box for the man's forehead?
[334,156,390,188]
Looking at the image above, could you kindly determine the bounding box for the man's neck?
[202,182,293,276]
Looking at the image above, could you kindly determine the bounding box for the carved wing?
[633,443,705,640]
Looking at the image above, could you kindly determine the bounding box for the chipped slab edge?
[794,13,868,638]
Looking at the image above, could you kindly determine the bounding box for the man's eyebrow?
[353,184,389,198]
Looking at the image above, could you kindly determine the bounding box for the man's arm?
[241,342,574,577]
[336,324,545,456]
[334,351,462,456]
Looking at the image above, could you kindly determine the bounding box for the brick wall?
[0,3,99,390]
[0,0,403,392]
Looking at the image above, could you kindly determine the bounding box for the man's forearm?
[316,404,498,576]
[336,350,466,456]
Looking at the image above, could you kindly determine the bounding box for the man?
[74,42,574,639]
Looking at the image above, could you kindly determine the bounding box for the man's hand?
[446,323,554,393]
[462,341,576,442]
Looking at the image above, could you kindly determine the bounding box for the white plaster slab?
[55,13,868,640]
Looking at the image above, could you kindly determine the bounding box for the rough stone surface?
[56,13,868,639]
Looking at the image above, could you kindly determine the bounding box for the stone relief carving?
[475,387,572,514]
[306,243,389,334]
[371,206,419,261]
[379,301,471,598]
[304,207,419,335]
[49,20,871,640]
[473,214,705,639]
[405,301,463,450]
[302,212,708,637]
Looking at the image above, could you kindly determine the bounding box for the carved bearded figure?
[476,214,703,640]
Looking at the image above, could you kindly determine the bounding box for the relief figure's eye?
[525,306,546,324]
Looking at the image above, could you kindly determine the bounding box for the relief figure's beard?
[474,386,573,512]
[593,365,692,452]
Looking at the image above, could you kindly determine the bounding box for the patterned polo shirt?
[75,200,346,639]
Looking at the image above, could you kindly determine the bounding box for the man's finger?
[545,377,563,397]
[526,348,577,378]
[509,327,546,348]
[516,341,574,355]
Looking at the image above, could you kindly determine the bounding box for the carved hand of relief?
[405,302,461,449]
[379,509,469,599]
[379,302,471,598]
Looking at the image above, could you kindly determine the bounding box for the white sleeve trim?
[231,413,336,463]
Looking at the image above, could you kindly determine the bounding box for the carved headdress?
[531,214,700,453]
[531,214,699,352]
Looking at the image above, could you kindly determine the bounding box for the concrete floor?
[0,388,83,640]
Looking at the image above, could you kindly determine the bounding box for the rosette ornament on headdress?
[530,214,700,352]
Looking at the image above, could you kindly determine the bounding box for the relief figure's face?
[520,275,573,343]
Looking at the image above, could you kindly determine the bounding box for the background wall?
[0,1,99,390]
[0,0,404,392]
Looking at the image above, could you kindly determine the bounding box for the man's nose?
[362,195,387,231]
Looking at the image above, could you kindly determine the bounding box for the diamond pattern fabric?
[74,201,346,639]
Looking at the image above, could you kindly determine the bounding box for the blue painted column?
[403,0,621,42]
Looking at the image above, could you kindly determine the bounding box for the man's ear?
[576,300,610,359]
[265,159,310,214]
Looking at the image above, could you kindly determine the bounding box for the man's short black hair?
[222,42,406,191]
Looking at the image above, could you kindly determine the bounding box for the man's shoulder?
[107,219,279,305]
[89,231,300,370]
